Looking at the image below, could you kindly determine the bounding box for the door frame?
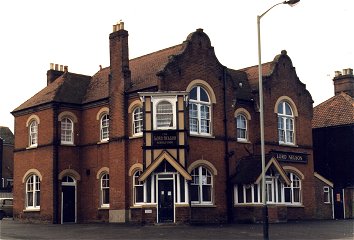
[61,176,77,224]
[156,173,175,223]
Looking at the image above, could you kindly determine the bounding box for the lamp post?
[257,1,300,239]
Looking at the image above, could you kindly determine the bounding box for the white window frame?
[236,114,248,142]
[132,107,143,136]
[324,186,331,204]
[133,171,144,205]
[151,96,177,130]
[100,114,109,141]
[189,86,212,136]
[61,117,74,145]
[190,166,213,205]
[29,120,38,147]
[100,173,110,208]
[284,172,302,205]
[26,174,40,210]
[277,101,295,145]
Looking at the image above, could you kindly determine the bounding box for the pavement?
[0,218,353,240]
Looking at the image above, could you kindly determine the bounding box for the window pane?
[190,185,199,202]
[202,185,211,202]
[136,186,144,203]
[245,186,252,203]
[237,186,244,203]
[156,101,173,128]
[285,102,293,116]
[200,88,209,102]
[190,87,197,100]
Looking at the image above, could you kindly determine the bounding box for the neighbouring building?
[0,126,14,191]
[313,68,354,219]
[12,22,327,224]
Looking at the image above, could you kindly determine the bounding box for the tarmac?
[0,218,353,240]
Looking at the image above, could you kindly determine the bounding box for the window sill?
[130,203,157,209]
[237,139,251,144]
[279,142,298,147]
[191,204,216,208]
[98,206,110,210]
[189,133,215,139]
[61,143,75,146]
[24,208,40,212]
[97,140,109,145]
[175,203,189,207]
[129,135,143,139]
[26,145,38,150]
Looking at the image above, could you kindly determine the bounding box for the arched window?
[133,170,144,205]
[189,86,211,135]
[284,172,301,204]
[29,120,38,147]
[277,101,294,144]
[156,101,173,129]
[190,166,213,204]
[26,174,40,209]
[100,173,109,207]
[133,107,143,136]
[61,118,74,144]
[236,114,248,141]
[100,114,109,141]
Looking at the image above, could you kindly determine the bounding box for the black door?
[62,186,76,223]
[334,188,344,219]
[158,180,174,223]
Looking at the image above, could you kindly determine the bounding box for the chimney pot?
[335,71,342,77]
[60,65,64,71]
[55,64,59,71]
[64,66,68,72]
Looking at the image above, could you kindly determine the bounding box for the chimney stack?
[333,68,354,97]
[47,63,68,85]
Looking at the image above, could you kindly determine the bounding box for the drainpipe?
[223,66,233,223]
[53,103,59,224]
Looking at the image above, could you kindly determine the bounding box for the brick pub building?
[12,22,331,224]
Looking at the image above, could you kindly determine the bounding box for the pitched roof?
[0,126,14,144]
[312,92,354,128]
[240,62,275,90]
[13,73,91,112]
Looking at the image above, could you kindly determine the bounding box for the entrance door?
[62,176,76,223]
[334,188,344,219]
[158,180,174,223]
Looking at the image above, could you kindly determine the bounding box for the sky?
[0,0,352,132]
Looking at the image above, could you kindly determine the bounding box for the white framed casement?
[323,186,331,204]
[151,96,177,130]
[61,117,74,145]
[277,101,295,145]
[189,86,212,136]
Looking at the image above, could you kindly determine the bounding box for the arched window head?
[277,101,295,145]
[61,118,74,144]
[133,107,143,136]
[236,114,248,141]
[189,86,211,135]
[190,166,213,204]
[26,174,40,209]
[100,173,109,207]
[29,120,38,147]
[133,170,144,205]
[156,101,173,129]
[100,114,109,141]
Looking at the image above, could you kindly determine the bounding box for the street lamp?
[257,1,300,239]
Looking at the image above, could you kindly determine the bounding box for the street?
[0,218,353,240]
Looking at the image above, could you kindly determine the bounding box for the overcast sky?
[0,0,352,132]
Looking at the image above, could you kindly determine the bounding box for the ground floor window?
[190,166,213,205]
[323,186,331,203]
[234,172,302,205]
[26,174,40,209]
[100,173,110,207]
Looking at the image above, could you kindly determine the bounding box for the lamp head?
[284,0,300,6]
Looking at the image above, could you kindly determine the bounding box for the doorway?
[334,188,344,219]
[61,176,76,223]
[158,179,174,223]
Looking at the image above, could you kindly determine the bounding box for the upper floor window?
[100,114,109,141]
[133,170,144,205]
[100,173,110,207]
[29,120,38,147]
[61,118,74,144]
[236,114,248,141]
[26,174,40,209]
[189,86,211,135]
[190,166,213,205]
[133,107,143,136]
[277,101,294,145]
[156,101,173,129]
